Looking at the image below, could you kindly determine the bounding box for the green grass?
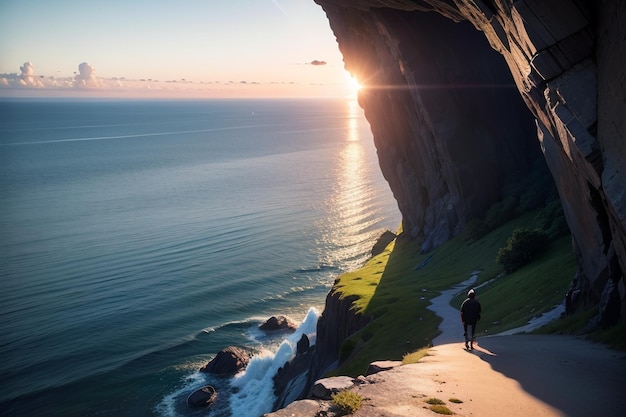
[452,235,576,336]
[536,306,626,351]
[402,347,430,364]
[589,321,626,350]
[331,390,362,415]
[536,304,596,335]
[428,405,454,415]
[425,398,445,405]
[330,210,578,376]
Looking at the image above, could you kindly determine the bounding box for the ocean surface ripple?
[0,98,400,417]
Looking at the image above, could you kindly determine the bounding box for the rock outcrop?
[199,346,250,375]
[272,288,372,410]
[314,0,625,324]
[260,315,298,332]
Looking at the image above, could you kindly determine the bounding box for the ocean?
[0,97,400,417]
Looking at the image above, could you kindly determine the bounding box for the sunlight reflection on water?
[316,99,387,272]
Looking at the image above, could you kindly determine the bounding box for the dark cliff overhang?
[315,0,625,322]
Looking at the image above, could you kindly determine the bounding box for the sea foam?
[228,307,319,416]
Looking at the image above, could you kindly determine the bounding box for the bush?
[429,405,454,415]
[497,228,549,273]
[465,218,491,242]
[332,390,362,415]
[535,199,570,239]
[485,197,518,230]
[426,398,446,405]
[425,399,453,415]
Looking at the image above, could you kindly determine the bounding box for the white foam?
[154,372,205,417]
[228,307,319,416]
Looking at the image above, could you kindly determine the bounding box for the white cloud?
[73,62,102,88]
[18,62,44,87]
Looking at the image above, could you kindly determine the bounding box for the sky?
[0,0,359,98]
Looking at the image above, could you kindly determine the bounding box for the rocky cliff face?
[273,288,371,409]
[314,0,625,325]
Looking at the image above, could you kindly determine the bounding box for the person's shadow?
[472,334,626,417]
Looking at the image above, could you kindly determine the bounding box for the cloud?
[18,62,44,87]
[74,62,102,88]
[309,60,327,66]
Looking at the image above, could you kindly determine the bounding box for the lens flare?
[348,76,362,92]
[344,71,362,96]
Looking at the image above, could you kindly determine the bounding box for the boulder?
[259,315,297,332]
[262,399,331,417]
[186,385,217,408]
[366,360,403,376]
[311,376,355,400]
[200,346,249,375]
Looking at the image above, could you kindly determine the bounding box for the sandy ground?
[267,279,626,417]
[346,335,626,417]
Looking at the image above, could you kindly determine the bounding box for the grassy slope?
[330,211,577,376]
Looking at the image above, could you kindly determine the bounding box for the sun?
[345,72,362,95]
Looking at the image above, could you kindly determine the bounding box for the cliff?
[314,0,625,326]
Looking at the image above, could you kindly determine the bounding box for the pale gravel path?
[427,272,478,345]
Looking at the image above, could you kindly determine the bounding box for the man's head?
[468,289,475,298]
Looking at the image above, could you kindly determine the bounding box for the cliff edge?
[266,335,626,417]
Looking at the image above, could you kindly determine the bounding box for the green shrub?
[485,197,517,230]
[429,404,454,415]
[465,218,491,242]
[426,398,446,405]
[332,390,362,415]
[535,199,570,239]
[497,228,549,273]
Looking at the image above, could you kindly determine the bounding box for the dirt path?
[427,272,478,345]
[419,275,626,417]
[355,275,626,416]
[268,277,626,417]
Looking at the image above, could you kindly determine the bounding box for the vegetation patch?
[449,398,463,404]
[589,321,626,351]
[331,209,576,377]
[331,390,362,415]
[428,405,454,415]
[402,347,430,364]
[425,398,446,405]
[539,308,626,351]
[496,227,549,273]
[455,235,575,336]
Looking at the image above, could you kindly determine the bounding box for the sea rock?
[186,385,217,408]
[273,342,315,410]
[200,346,249,375]
[297,334,310,355]
[311,376,355,400]
[259,315,297,332]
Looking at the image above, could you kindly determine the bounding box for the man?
[460,288,482,350]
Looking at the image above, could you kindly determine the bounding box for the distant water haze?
[0,98,400,416]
